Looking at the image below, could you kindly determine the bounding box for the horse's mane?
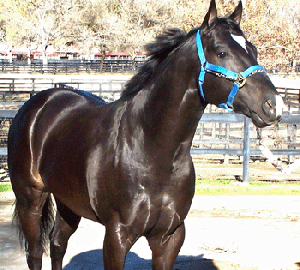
[121,28,187,98]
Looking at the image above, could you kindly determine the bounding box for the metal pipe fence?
[1,110,299,181]
[0,76,299,181]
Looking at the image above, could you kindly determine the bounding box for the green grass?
[195,179,300,196]
[0,183,12,192]
[2,179,300,195]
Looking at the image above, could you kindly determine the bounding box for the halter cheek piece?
[196,30,265,111]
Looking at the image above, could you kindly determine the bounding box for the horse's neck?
[140,49,204,152]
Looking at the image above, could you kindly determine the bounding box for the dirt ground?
[192,156,300,182]
[1,189,300,270]
[1,157,300,269]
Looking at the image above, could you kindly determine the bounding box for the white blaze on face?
[275,95,284,118]
[231,34,247,52]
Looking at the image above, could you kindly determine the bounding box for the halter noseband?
[196,30,265,111]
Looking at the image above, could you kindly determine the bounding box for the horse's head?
[197,0,284,127]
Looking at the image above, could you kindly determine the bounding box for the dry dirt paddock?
[1,191,300,270]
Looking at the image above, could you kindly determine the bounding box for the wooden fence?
[0,59,144,74]
[0,59,299,75]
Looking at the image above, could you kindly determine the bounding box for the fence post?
[31,78,35,97]
[243,117,251,182]
[224,123,230,164]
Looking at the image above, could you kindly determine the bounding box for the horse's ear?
[201,0,217,30]
[228,0,243,25]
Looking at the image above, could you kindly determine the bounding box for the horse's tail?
[13,194,55,253]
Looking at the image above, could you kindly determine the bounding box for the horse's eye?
[217,52,228,59]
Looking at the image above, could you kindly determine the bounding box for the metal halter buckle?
[236,73,247,88]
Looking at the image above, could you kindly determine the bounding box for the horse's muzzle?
[262,95,284,123]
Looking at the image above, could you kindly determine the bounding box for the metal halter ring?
[236,73,247,88]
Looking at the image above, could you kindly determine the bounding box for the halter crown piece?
[196,30,265,111]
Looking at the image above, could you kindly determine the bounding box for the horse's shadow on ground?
[63,249,219,270]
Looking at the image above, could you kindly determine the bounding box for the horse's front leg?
[147,222,185,270]
[103,218,135,270]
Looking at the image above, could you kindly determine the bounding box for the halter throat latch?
[196,30,265,111]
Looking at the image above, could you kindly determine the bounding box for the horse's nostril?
[263,99,275,115]
[266,100,272,110]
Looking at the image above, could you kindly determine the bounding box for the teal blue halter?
[196,30,265,111]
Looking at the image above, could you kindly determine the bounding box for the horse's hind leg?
[50,200,81,270]
[147,222,185,270]
[14,187,52,270]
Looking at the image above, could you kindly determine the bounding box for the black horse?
[8,1,283,269]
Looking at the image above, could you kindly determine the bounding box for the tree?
[0,0,298,71]
[29,0,85,64]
